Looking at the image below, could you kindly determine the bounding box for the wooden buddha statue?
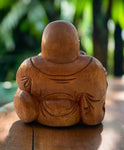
[14,20,108,127]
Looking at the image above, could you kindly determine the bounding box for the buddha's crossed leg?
[79,93,105,125]
[14,88,38,123]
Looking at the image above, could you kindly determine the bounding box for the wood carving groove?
[103,102,105,112]
[14,21,107,126]
[55,82,69,84]
[40,102,47,118]
[40,100,78,118]
[30,57,93,77]
[49,78,76,81]
[42,92,73,99]
[49,78,76,84]
[80,93,101,114]
[39,92,101,118]
[21,76,31,92]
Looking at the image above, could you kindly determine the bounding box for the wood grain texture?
[14,21,107,127]
[33,123,103,150]
[0,121,32,150]
[0,104,32,150]
[0,77,124,150]
[33,77,124,150]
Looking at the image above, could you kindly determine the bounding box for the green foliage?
[0,0,49,81]
[61,0,75,22]
[0,0,123,82]
[102,0,124,28]
[0,1,29,51]
[0,0,15,9]
[61,0,93,54]
[0,0,123,105]
[111,0,124,28]
[102,0,109,13]
[81,1,93,55]
[27,2,49,38]
[0,0,94,81]
[0,0,49,52]
[0,81,17,106]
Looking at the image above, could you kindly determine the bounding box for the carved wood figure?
[14,21,108,127]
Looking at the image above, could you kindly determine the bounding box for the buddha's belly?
[37,97,81,126]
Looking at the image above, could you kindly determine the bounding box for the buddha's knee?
[81,108,105,125]
[14,88,38,123]
[80,94,105,125]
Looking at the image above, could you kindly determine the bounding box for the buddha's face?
[41,21,80,64]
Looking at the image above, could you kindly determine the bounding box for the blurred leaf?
[0,81,17,106]
[0,1,29,51]
[60,0,75,22]
[54,0,61,11]
[102,0,109,13]
[79,0,93,54]
[111,0,124,28]
[28,2,48,38]
[0,0,14,9]
[20,19,29,32]
[73,0,85,15]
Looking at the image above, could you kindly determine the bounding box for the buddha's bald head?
[41,21,80,63]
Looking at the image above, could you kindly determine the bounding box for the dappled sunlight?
[98,76,124,149]
[100,106,124,150]
[3,81,12,89]
[0,81,17,106]
[99,126,121,150]
[107,76,124,106]
[107,91,124,106]
[0,107,19,145]
[0,120,32,150]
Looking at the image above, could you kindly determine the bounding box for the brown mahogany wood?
[0,78,123,150]
[14,20,108,127]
